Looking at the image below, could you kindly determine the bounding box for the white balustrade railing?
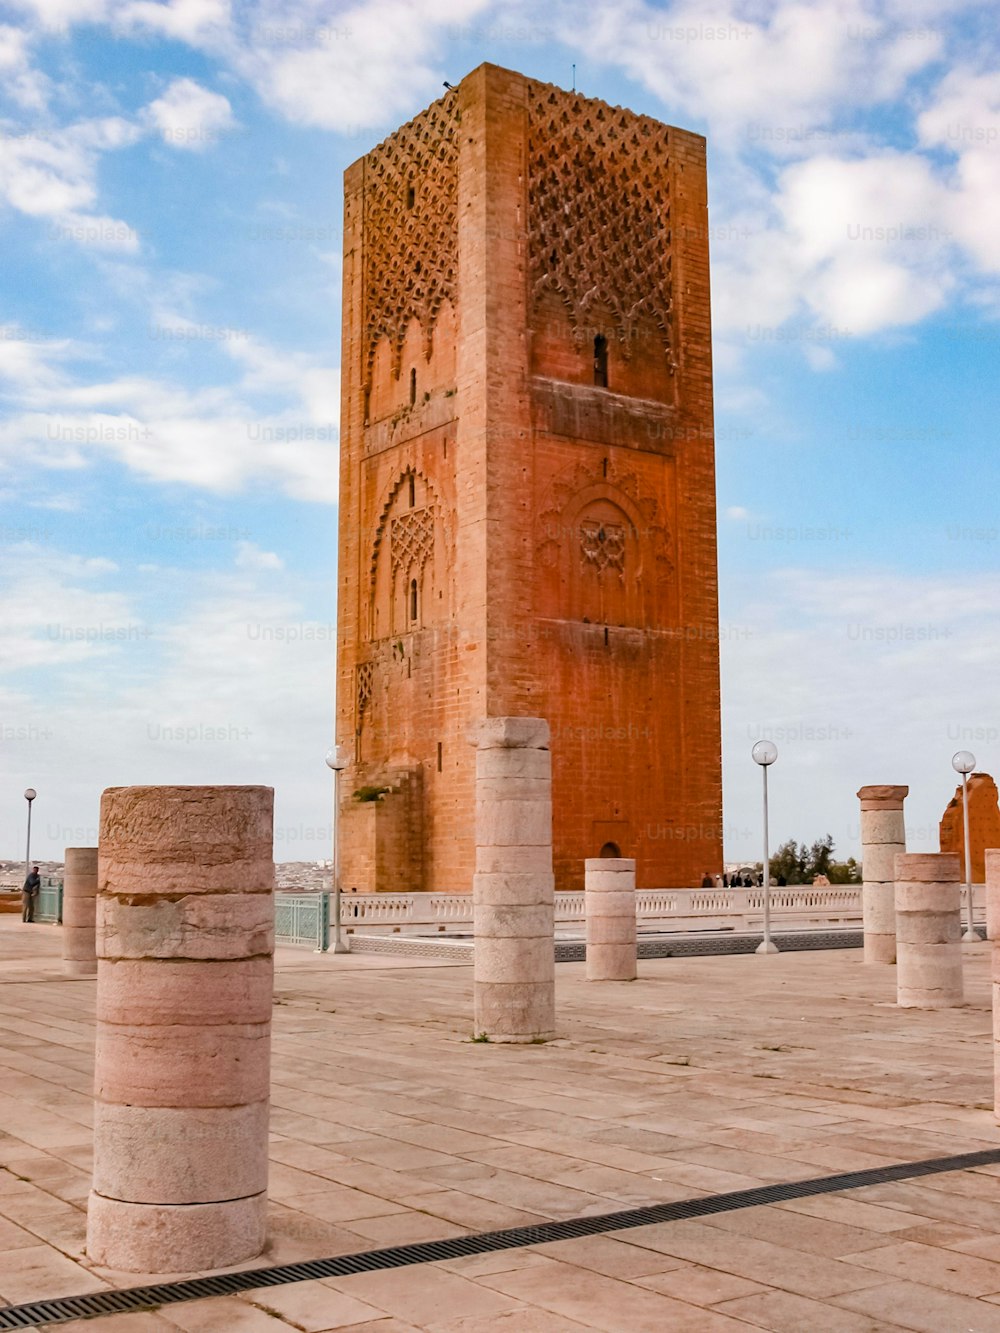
[275,884,878,946]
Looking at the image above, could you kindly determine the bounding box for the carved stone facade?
[337,64,721,892]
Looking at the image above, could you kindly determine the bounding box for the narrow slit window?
[409,368,417,406]
[410,579,418,622]
[408,473,416,507]
[437,741,443,772]
[406,185,415,209]
[594,334,609,388]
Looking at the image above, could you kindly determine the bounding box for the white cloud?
[229,0,491,131]
[0,22,50,108]
[115,0,231,42]
[918,67,1000,274]
[235,540,284,570]
[0,115,141,248]
[0,333,340,502]
[144,76,235,151]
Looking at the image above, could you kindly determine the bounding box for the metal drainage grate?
[2,1147,999,1329]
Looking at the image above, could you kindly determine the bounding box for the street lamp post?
[751,742,779,955]
[952,750,979,943]
[324,746,350,954]
[23,788,36,885]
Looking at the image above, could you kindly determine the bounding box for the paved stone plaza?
[4,917,1000,1330]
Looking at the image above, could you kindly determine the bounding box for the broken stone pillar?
[87,785,274,1273]
[585,858,637,981]
[63,846,98,976]
[472,717,555,1042]
[894,852,963,1009]
[858,785,908,964]
[986,850,1000,941]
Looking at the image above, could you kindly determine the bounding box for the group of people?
[700,870,788,888]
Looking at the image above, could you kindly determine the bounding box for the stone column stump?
[87,785,274,1273]
[585,858,637,981]
[858,785,908,964]
[63,846,98,976]
[472,718,555,1042]
[894,852,963,1009]
[985,850,1000,941]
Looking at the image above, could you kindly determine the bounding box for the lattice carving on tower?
[363,97,459,384]
[390,508,435,577]
[580,520,626,578]
[356,661,375,718]
[527,84,674,361]
[370,469,442,588]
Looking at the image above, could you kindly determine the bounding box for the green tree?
[828,857,862,885]
[805,834,835,880]
[766,834,854,884]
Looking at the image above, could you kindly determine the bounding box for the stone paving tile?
[280,1187,409,1225]
[893,1219,989,1247]
[632,1263,765,1305]
[394,1190,545,1232]
[235,1281,396,1331]
[769,1194,925,1234]
[58,1316,180,1331]
[715,1287,906,1330]
[695,1199,895,1256]
[475,1260,753,1331]
[620,1219,890,1299]
[338,1210,469,1246]
[843,1239,1000,1296]
[852,1180,1000,1231]
[529,1233,690,1279]
[154,1296,305,1329]
[323,1266,528,1327]
[833,1278,1000,1331]
[0,1241,107,1304]
[431,1309,593,1331]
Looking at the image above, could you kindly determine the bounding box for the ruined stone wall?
[940,772,1000,884]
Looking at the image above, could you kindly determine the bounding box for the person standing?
[22,865,40,923]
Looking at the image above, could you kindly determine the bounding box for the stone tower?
[336,63,721,893]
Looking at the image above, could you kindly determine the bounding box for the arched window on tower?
[410,578,418,623]
[409,367,417,406]
[594,334,609,388]
[408,473,416,507]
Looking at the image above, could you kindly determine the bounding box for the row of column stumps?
[87,785,274,1274]
[858,785,908,964]
[63,846,98,976]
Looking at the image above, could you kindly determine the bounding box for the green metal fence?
[35,877,63,923]
[274,893,328,950]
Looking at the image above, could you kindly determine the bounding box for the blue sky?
[1,0,998,870]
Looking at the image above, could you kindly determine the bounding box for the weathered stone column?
[63,846,98,976]
[894,852,963,1009]
[87,785,274,1273]
[985,850,1000,941]
[585,858,637,981]
[472,718,555,1042]
[858,785,908,963]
